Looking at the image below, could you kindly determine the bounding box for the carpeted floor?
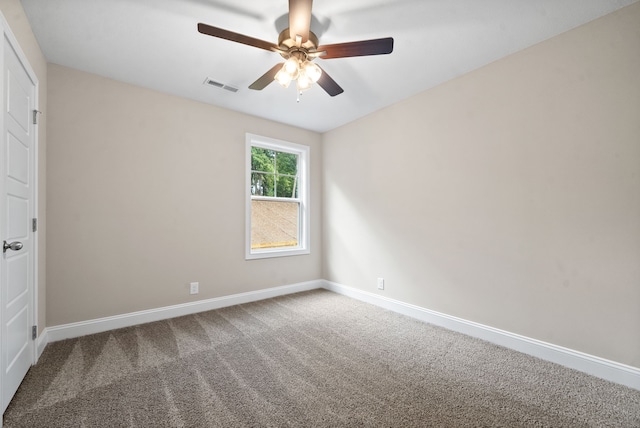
[4,289,640,427]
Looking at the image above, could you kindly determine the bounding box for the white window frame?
[245,133,310,260]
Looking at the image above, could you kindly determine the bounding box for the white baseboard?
[44,280,323,345]
[322,280,640,391]
[37,278,639,391]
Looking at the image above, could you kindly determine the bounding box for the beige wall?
[323,3,640,367]
[46,64,322,326]
[0,0,47,335]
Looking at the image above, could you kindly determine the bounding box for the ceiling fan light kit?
[274,55,322,92]
[273,28,323,93]
[197,0,394,98]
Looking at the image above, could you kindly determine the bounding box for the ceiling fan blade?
[318,37,394,59]
[289,0,312,43]
[316,66,344,97]
[198,23,278,52]
[249,63,283,90]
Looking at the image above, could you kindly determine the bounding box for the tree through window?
[251,148,298,198]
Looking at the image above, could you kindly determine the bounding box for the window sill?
[245,247,310,260]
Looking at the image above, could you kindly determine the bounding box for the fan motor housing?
[277,28,319,55]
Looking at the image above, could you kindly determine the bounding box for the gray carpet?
[4,289,640,427]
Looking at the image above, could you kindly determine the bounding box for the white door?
[0,33,37,414]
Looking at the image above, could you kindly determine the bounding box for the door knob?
[3,241,23,253]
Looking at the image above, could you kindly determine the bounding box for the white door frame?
[0,10,39,416]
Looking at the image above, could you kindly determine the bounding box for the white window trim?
[245,133,310,260]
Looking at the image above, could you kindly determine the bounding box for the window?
[246,134,310,259]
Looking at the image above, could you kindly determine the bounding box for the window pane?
[276,175,298,198]
[251,200,299,249]
[275,151,298,176]
[251,147,275,173]
[251,172,275,196]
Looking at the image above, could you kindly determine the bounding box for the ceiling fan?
[198,0,394,97]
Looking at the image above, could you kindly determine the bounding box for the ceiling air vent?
[204,78,238,93]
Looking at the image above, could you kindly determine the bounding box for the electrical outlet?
[377,277,384,290]
[190,282,199,295]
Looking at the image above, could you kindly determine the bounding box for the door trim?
[0,9,40,415]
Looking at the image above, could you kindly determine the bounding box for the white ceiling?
[20,0,636,132]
